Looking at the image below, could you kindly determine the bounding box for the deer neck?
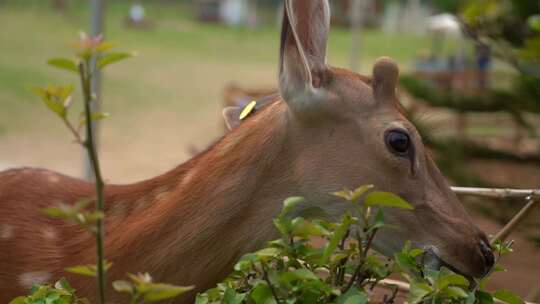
[97,101,297,293]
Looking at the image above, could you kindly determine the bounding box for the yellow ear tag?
[239,100,257,120]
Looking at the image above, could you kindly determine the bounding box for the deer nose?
[479,239,495,272]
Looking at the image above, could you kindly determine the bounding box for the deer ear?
[279,0,330,114]
[372,57,399,101]
[222,107,242,131]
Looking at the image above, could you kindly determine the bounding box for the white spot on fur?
[180,170,197,187]
[154,186,170,202]
[133,197,149,213]
[0,224,14,240]
[109,201,129,218]
[18,271,52,289]
[46,173,60,183]
[42,226,58,240]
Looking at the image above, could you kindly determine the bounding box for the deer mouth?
[421,247,475,284]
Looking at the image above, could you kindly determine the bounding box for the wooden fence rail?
[451,187,540,200]
[375,186,540,303]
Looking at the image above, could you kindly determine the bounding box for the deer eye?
[385,129,411,156]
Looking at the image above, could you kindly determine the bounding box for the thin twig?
[382,285,399,304]
[61,117,83,144]
[335,229,350,286]
[261,263,281,304]
[342,229,377,293]
[79,61,106,304]
[491,197,538,244]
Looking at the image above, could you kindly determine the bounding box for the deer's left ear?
[279,0,330,115]
[372,57,399,102]
[222,107,242,131]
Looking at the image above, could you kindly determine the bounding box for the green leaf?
[335,288,368,304]
[436,271,469,289]
[408,281,432,304]
[234,253,258,272]
[492,265,507,273]
[47,58,79,73]
[528,15,540,32]
[96,41,115,52]
[365,191,413,209]
[78,112,110,128]
[291,217,329,237]
[223,287,246,304]
[250,283,277,304]
[493,289,524,304]
[394,251,420,274]
[296,206,330,219]
[32,85,74,118]
[65,261,112,277]
[273,218,290,236]
[43,206,68,218]
[476,291,493,304]
[112,280,133,294]
[65,265,96,277]
[195,294,209,304]
[332,188,353,200]
[477,291,494,304]
[493,240,514,257]
[8,297,26,304]
[466,292,476,304]
[369,208,385,231]
[143,283,194,302]
[281,196,306,216]
[409,248,424,258]
[255,247,280,261]
[350,185,374,202]
[444,286,469,299]
[39,93,66,118]
[320,214,351,264]
[97,52,134,69]
[291,269,319,281]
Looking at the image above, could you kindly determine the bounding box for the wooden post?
[349,0,364,72]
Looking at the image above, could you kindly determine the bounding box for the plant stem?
[342,229,377,294]
[61,117,83,144]
[79,61,106,304]
[335,229,350,286]
[261,263,281,304]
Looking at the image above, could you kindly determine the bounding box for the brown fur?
[0,102,294,302]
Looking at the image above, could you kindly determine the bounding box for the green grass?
[0,1,429,127]
[0,1,431,182]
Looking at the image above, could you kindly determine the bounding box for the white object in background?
[220,0,248,26]
[427,13,461,35]
[130,4,145,23]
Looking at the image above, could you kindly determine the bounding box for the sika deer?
[0,0,493,302]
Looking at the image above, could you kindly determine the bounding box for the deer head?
[225,0,494,279]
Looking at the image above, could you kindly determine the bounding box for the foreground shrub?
[196,186,521,304]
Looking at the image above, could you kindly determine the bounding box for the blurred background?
[0,0,539,300]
